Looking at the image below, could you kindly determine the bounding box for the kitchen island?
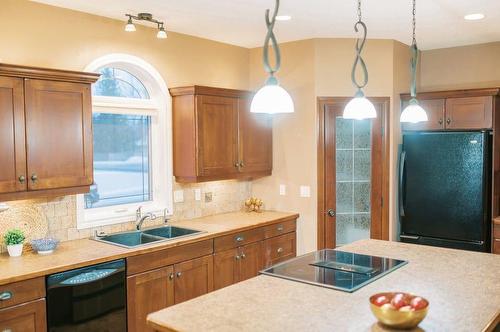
[147,239,500,332]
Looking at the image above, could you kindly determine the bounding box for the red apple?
[373,295,390,307]
[410,296,427,310]
[391,293,410,309]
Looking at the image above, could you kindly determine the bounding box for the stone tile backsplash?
[0,180,251,253]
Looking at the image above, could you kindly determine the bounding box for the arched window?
[77,54,172,229]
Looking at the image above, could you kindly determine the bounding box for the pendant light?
[343,0,376,120]
[250,0,294,114]
[400,0,428,123]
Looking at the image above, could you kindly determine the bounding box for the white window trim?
[77,54,173,230]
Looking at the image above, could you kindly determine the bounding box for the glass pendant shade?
[125,20,136,32]
[157,28,167,39]
[401,98,428,123]
[251,78,294,114]
[343,91,376,120]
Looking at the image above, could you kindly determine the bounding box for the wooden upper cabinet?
[196,95,239,178]
[24,79,93,190]
[171,85,273,183]
[401,99,445,131]
[173,255,213,304]
[0,76,26,194]
[0,63,99,201]
[445,96,493,129]
[401,89,498,132]
[127,266,174,332]
[238,98,273,175]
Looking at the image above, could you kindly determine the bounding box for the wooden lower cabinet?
[238,242,262,282]
[127,266,174,332]
[263,232,297,268]
[0,299,46,332]
[173,255,213,304]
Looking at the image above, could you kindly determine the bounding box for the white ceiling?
[33,0,500,50]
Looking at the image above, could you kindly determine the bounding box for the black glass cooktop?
[260,249,408,292]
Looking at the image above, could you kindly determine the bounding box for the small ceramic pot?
[7,244,23,257]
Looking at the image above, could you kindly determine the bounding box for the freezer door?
[400,131,490,242]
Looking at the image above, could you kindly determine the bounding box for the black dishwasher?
[46,259,126,331]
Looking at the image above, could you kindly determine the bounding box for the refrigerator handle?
[399,150,406,217]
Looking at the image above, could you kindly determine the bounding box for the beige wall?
[420,42,500,91]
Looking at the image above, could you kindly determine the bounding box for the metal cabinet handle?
[31,173,38,182]
[234,162,240,168]
[277,225,284,231]
[277,247,284,254]
[3,328,12,332]
[169,273,174,280]
[438,118,443,125]
[0,291,12,301]
[241,252,246,259]
[239,161,245,167]
[18,175,25,183]
[235,255,241,260]
[235,236,244,242]
[176,272,182,278]
[446,118,451,125]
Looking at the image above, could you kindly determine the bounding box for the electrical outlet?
[300,185,311,198]
[194,188,201,201]
[173,190,184,203]
[204,192,213,203]
[279,184,286,196]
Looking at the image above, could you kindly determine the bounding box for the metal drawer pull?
[235,236,244,242]
[277,247,284,254]
[277,225,284,231]
[176,272,182,278]
[0,291,12,301]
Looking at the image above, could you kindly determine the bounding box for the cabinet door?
[238,98,273,175]
[445,96,493,129]
[213,248,239,290]
[127,266,174,332]
[0,77,26,194]
[24,79,93,190]
[0,299,46,332]
[196,95,239,177]
[238,242,262,282]
[263,232,297,268]
[173,255,213,304]
[401,99,445,131]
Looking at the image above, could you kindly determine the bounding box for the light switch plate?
[279,184,286,196]
[194,188,201,201]
[300,185,311,198]
[173,190,184,203]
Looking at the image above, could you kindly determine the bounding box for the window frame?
[77,55,173,229]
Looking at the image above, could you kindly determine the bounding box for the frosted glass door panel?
[335,118,371,246]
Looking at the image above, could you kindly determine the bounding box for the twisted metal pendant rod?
[263,0,281,77]
[351,0,368,91]
[409,0,419,98]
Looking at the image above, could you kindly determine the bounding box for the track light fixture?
[125,13,167,39]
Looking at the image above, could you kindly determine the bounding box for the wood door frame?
[317,96,390,249]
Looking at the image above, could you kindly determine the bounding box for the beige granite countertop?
[148,239,500,332]
[0,211,298,285]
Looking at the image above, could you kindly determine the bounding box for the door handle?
[399,150,407,217]
[327,209,336,217]
[18,175,25,183]
[31,173,38,182]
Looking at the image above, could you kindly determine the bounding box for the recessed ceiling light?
[275,15,292,21]
[464,13,485,21]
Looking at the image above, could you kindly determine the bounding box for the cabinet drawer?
[127,240,213,275]
[493,223,500,239]
[0,299,46,332]
[0,277,45,310]
[494,239,500,255]
[263,232,296,268]
[214,227,264,252]
[264,219,296,239]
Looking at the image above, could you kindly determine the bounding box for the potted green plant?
[4,229,25,257]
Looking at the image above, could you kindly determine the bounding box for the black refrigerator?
[399,131,491,252]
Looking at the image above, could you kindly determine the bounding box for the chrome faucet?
[136,212,155,230]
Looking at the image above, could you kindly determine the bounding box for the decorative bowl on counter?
[369,292,429,329]
[31,238,59,255]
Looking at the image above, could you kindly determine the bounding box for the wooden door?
[196,95,239,177]
[445,96,493,129]
[238,97,273,175]
[0,299,46,332]
[238,242,262,282]
[213,248,239,290]
[24,79,93,191]
[318,97,389,249]
[173,255,213,304]
[401,99,445,131]
[127,266,174,332]
[0,77,27,194]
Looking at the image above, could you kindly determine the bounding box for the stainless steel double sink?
[93,225,203,248]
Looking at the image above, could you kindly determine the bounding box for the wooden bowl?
[369,292,429,329]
